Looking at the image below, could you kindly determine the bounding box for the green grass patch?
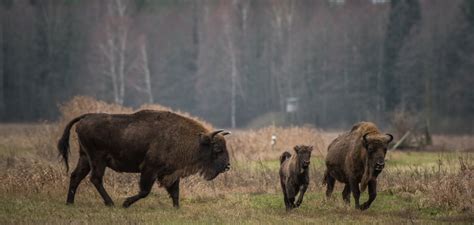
[0,191,470,224]
[234,158,325,172]
[234,151,472,173]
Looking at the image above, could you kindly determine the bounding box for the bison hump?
[350,121,379,134]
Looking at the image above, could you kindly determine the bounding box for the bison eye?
[213,146,223,153]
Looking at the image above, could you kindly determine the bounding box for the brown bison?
[57,110,231,208]
[323,122,393,210]
[279,145,312,211]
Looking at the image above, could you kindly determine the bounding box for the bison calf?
[279,145,313,211]
[323,121,393,210]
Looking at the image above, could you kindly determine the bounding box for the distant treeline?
[0,0,473,133]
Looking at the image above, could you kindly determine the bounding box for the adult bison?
[57,110,231,208]
[323,122,393,210]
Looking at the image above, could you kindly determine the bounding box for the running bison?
[57,110,231,208]
[279,145,312,211]
[323,122,393,210]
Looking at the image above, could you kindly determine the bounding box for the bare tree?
[0,13,4,119]
[269,0,296,111]
[224,20,237,128]
[222,0,249,128]
[224,0,238,128]
[1,0,473,133]
[130,35,153,104]
[96,0,130,105]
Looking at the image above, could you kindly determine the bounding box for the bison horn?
[363,133,370,143]
[221,131,231,136]
[362,133,371,149]
[386,133,394,143]
[210,129,224,138]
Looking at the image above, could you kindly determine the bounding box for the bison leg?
[66,153,90,204]
[280,180,291,210]
[295,184,308,207]
[285,184,297,210]
[123,168,157,208]
[360,180,377,210]
[165,178,180,208]
[349,180,361,209]
[342,184,351,204]
[90,162,114,206]
[325,174,336,199]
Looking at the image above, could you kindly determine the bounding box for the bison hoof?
[359,203,370,211]
[123,200,132,208]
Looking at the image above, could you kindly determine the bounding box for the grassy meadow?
[0,97,473,224]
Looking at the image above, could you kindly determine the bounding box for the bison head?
[360,132,393,192]
[199,130,231,180]
[294,145,313,170]
[362,133,393,174]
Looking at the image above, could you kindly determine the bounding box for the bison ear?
[386,133,394,144]
[199,133,211,145]
[309,146,314,152]
[294,145,301,153]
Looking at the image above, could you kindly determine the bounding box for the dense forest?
[0,0,473,133]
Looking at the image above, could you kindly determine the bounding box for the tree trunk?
[100,0,129,105]
[140,41,153,104]
[225,5,238,128]
[423,64,432,145]
[116,0,127,105]
[0,16,4,120]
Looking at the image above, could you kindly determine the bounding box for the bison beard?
[57,110,231,208]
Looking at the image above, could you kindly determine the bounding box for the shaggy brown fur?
[323,122,393,210]
[279,145,312,211]
[57,110,231,208]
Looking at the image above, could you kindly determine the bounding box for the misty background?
[0,0,473,133]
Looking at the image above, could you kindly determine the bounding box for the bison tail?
[279,151,291,164]
[57,114,89,173]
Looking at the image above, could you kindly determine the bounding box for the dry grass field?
[0,97,473,224]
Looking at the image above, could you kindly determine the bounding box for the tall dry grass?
[228,126,326,161]
[0,96,472,213]
[382,156,474,212]
[431,135,474,152]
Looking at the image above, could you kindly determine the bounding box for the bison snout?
[302,161,310,168]
[224,163,231,171]
[375,161,385,171]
